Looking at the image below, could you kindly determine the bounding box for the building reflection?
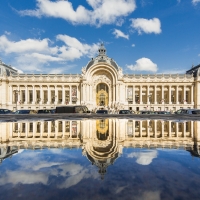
[0,119,200,176]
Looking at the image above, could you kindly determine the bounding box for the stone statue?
[82,67,86,75]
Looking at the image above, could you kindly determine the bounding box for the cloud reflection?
[127,150,158,165]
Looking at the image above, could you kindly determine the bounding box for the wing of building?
[0,44,198,112]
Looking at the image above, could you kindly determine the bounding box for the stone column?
[69,85,72,104]
[113,84,116,103]
[140,85,142,104]
[40,86,43,104]
[147,86,150,104]
[154,85,157,104]
[133,85,135,104]
[191,85,194,104]
[18,85,20,103]
[169,85,171,104]
[176,85,179,104]
[161,86,164,102]
[116,84,119,103]
[10,85,13,104]
[62,85,65,104]
[55,85,58,104]
[32,85,35,104]
[47,86,51,104]
[25,86,28,104]
[183,86,186,104]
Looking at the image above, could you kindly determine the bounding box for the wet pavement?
[0,118,200,200]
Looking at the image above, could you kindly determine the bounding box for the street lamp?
[13,90,20,111]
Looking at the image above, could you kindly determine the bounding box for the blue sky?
[0,0,200,74]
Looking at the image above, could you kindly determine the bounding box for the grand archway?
[96,83,109,106]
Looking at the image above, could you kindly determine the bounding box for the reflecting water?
[0,119,200,200]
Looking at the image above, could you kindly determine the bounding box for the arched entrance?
[96,83,109,106]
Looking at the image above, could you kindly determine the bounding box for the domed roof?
[86,44,119,71]
[0,59,17,76]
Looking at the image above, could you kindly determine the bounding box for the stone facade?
[0,44,199,112]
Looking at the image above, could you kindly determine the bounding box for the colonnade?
[125,85,194,104]
[9,84,80,108]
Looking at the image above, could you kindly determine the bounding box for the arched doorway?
[96,83,109,106]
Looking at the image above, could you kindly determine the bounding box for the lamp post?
[13,90,20,111]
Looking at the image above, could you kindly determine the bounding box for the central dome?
[86,44,119,71]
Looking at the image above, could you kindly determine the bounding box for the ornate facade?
[0,44,200,111]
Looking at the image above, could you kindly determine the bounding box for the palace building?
[0,44,200,111]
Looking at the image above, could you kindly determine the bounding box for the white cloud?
[198,54,200,56]
[127,57,158,72]
[113,29,129,39]
[127,150,158,165]
[0,35,55,54]
[192,0,200,5]
[0,34,99,73]
[18,0,136,27]
[132,44,135,47]
[130,18,161,34]
[56,34,99,60]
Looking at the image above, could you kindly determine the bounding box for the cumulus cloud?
[127,150,158,165]
[130,18,161,34]
[192,0,200,5]
[113,29,129,39]
[132,44,135,47]
[0,34,99,73]
[17,0,136,27]
[56,34,99,60]
[127,58,158,72]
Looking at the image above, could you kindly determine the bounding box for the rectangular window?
[43,90,47,104]
[29,91,33,103]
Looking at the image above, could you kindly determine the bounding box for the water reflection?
[0,119,200,199]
